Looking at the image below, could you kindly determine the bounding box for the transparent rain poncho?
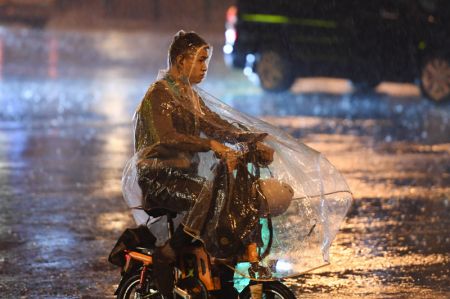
[122,38,352,279]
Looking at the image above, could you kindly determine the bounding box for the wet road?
[0,26,449,298]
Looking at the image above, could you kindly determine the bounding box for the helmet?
[255,179,294,216]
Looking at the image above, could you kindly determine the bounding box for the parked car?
[0,0,55,27]
[223,0,450,102]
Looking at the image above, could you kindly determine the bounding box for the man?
[133,30,272,298]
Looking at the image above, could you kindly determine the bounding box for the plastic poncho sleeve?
[134,83,212,154]
[198,96,244,144]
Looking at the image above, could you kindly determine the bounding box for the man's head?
[168,31,211,84]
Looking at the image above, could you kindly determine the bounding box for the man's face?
[182,46,210,84]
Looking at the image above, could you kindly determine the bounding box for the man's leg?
[142,169,211,296]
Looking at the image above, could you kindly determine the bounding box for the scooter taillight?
[123,253,132,273]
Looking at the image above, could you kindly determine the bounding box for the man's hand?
[210,140,229,156]
[210,140,239,171]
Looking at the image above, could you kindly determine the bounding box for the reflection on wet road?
[0,26,449,298]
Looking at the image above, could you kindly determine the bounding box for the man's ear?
[176,55,184,67]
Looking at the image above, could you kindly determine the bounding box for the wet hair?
[168,30,208,66]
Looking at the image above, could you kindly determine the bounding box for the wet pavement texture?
[0,26,449,298]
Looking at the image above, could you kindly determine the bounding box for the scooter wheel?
[116,274,162,299]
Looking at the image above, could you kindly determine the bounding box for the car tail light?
[225,5,238,45]
[226,5,238,26]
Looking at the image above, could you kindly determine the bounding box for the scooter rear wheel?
[239,281,296,299]
[116,273,163,299]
